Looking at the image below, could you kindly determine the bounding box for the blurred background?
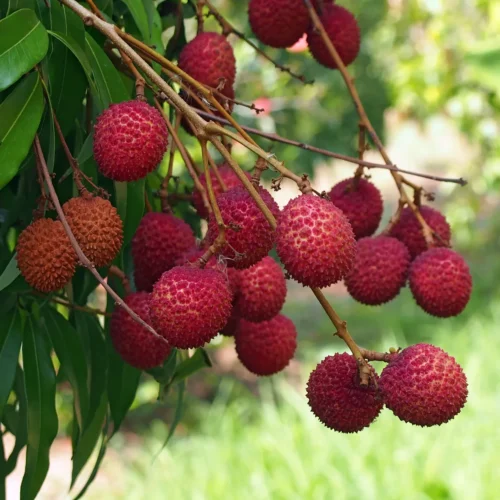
[9,0,500,498]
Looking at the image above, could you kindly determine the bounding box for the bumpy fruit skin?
[132,213,195,292]
[248,0,309,49]
[207,185,280,269]
[345,236,410,306]
[389,205,451,259]
[235,314,297,375]
[307,5,360,69]
[93,100,168,182]
[329,178,383,239]
[16,219,77,293]
[380,344,468,426]
[192,164,251,219]
[178,32,236,89]
[234,256,287,322]
[307,353,383,433]
[149,266,232,349]
[63,196,123,267]
[276,194,355,288]
[409,248,472,317]
[110,292,171,370]
[220,308,240,337]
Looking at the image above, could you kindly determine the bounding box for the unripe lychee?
[16,218,77,293]
[93,100,168,181]
[345,236,410,306]
[409,248,472,317]
[389,205,451,259]
[307,5,360,69]
[307,353,383,433]
[248,0,309,49]
[192,164,251,219]
[207,185,280,269]
[276,194,355,288]
[110,292,171,370]
[149,266,232,349]
[328,177,383,239]
[178,32,236,90]
[379,343,468,426]
[132,213,196,292]
[63,195,123,267]
[234,256,287,322]
[235,314,297,376]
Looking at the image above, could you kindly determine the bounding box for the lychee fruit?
[16,218,77,293]
[63,195,123,267]
[192,164,251,219]
[276,194,355,288]
[149,266,232,349]
[220,308,240,337]
[110,292,171,370]
[132,212,196,292]
[306,353,383,433]
[409,248,472,317]
[235,314,297,376]
[379,343,468,426]
[178,32,236,90]
[248,0,310,49]
[328,177,383,239]
[345,236,410,306]
[234,256,287,322]
[206,185,280,269]
[389,205,451,259]
[307,4,360,69]
[93,100,168,182]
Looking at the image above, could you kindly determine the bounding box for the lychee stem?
[159,112,181,214]
[109,266,132,295]
[195,0,205,34]
[207,154,228,191]
[32,293,112,318]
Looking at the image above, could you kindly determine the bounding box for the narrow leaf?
[115,179,146,245]
[156,381,185,454]
[170,348,211,385]
[0,255,20,292]
[121,0,150,44]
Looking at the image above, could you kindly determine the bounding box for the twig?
[35,294,112,317]
[359,347,392,363]
[159,111,181,213]
[108,265,132,295]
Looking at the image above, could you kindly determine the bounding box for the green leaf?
[155,381,185,454]
[21,314,58,500]
[0,72,45,189]
[465,41,500,95]
[122,0,150,45]
[0,308,22,419]
[76,133,94,165]
[143,0,163,52]
[0,255,20,292]
[115,179,146,245]
[170,348,211,385]
[0,9,49,91]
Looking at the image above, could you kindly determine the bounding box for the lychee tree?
[0,0,472,497]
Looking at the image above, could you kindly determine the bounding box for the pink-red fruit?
[307,5,360,69]
[235,314,297,375]
[149,266,232,349]
[93,100,168,181]
[379,343,468,426]
[329,177,383,239]
[248,0,309,48]
[110,292,171,370]
[389,205,451,259]
[220,308,240,337]
[345,236,410,306]
[409,248,472,317]
[207,185,280,269]
[276,194,355,288]
[307,353,383,433]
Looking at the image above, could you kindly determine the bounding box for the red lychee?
[328,177,383,239]
[306,353,383,433]
[234,256,287,322]
[63,195,123,267]
[192,164,251,219]
[307,4,360,69]
[220,308,240,337]
[235,314,297,376]
[132,213,195,292]
[389,205,451,259]
[379,343,468,426]
[206,185,280,269]
[248,0,309,49]
[409,248,472,317]
[275,194,355,288]
[110,292,171,370]
[345,236,410,306]
[16,218,77,293]
[93,100,168,182]
[149,266,232,349]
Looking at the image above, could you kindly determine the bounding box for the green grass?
[90,299,500,500]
